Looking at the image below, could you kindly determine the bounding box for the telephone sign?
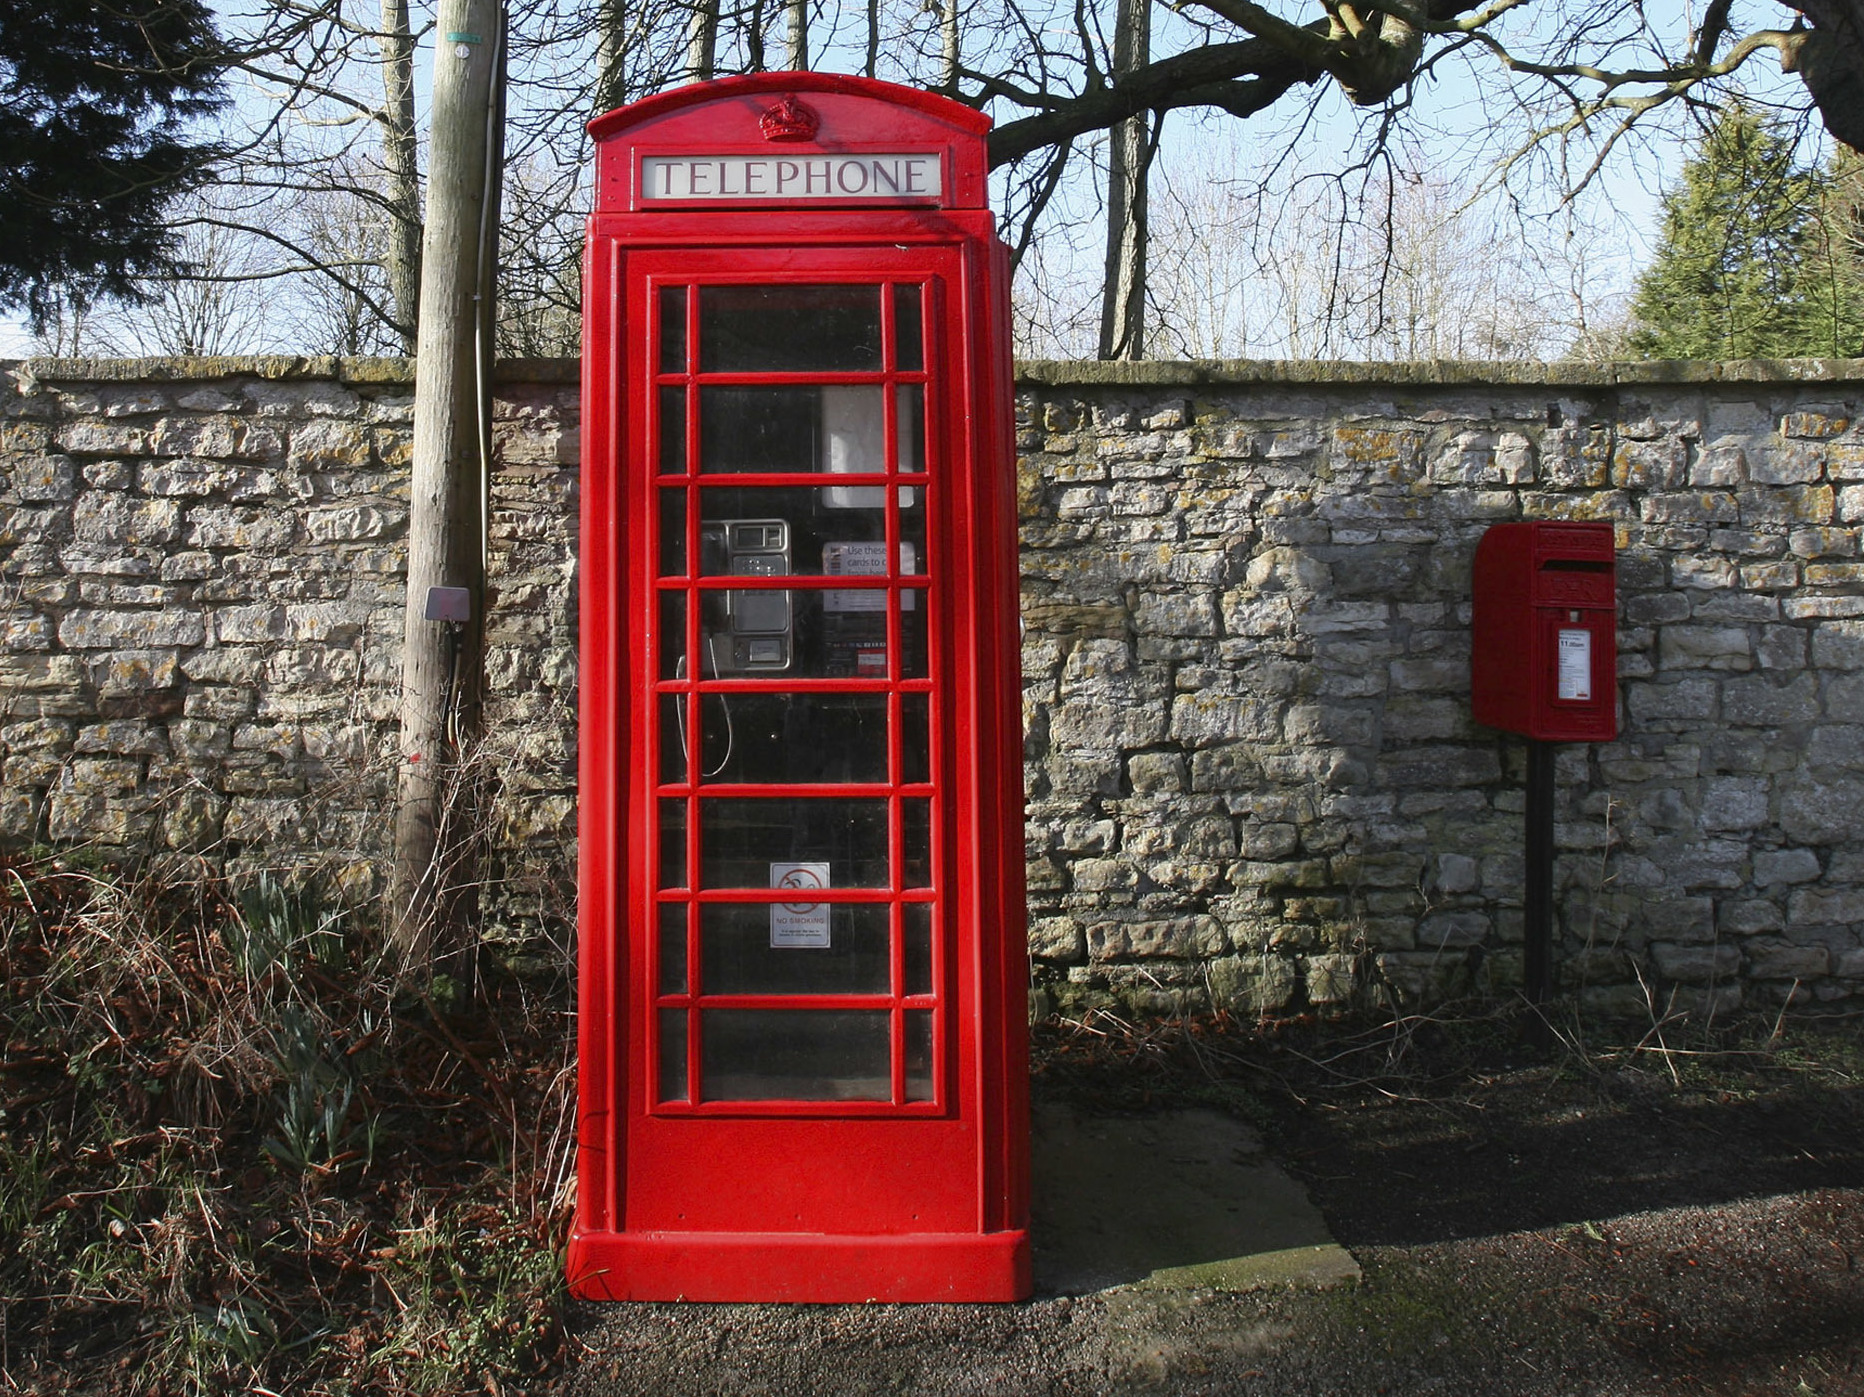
[571,75,1030,1304]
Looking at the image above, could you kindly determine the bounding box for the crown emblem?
[759,95,819,142]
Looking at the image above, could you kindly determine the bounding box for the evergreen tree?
[1628,108,1831,360]
[1800,147,1864,358]
[0,0,226,329]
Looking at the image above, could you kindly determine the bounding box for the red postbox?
[1471,521,1618,742]
[570,74,1030,1303]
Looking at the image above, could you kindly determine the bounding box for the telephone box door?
[572,75,1028,1305]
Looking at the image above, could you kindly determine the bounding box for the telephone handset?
[699,519,792,673]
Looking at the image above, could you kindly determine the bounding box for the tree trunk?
[1098,0,1151,360]
[685,0,718,82]
[941,0,960,90]
[598,0,633,110]
[376,0,421,353]
[786,0,808,70]
[390,0,505,965]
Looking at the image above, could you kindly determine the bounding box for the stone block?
[188,506,296,551]
[1613,439,1687,489]
[1754,848,1821,886]
[1085,915,1226,959]
[1627,678,1718,724]
[1206,954,1298,1013]
[1373,745,1501,788]
[1659,624,1751,671]
[1651,941,1740,981]
[1303,952,1358,1003]
[1127,751,1187,793]
[1670,554,1738,589]
[1788,887,1864,925]
[1720,899,1785,934]
[57,609,205,649]
[1780,410,1849,439]
[1812,620,1864,669]
[1417,911,1489,947]
[139,460,279,497]
[1640,895,1717,943]
[1700,775,1770,831]
[1239,821,1299,859]
[1749,442,1826,485]
[215,605,286,643]
[72,494,183,546]
[1744,939,1830,980]
[1028,916,1085,960]
[1780,778,1864,844]
[8,454,77,502]
[162,789,227,850]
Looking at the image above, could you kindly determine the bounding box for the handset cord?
[674,634,735,779]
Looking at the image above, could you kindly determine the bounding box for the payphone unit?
[573,75,1030,1303]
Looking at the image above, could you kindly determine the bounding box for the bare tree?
[1096,0,1152,359]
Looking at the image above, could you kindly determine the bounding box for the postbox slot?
[1532,557,1613,606]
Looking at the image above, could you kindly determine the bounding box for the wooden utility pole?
[390,0,506,964]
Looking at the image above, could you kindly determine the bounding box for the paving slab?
[1030,1101,1360,1295]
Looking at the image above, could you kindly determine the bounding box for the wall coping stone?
[11,356,1864,390]
[1015,357,1864,388]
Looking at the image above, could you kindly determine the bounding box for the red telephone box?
[570,74,1030,1303]
[1471,521,1618,742]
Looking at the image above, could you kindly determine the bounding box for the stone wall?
[5,355,1863,1015]
[0,357,581,947]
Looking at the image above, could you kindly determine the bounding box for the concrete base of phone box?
[567,1228,1032,1302]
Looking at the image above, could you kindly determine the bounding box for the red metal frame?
[573,75,1029,1304]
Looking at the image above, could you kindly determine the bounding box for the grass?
[0,851,575,1396]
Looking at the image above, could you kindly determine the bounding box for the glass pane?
[906,1010,934,1101]
[893,285,923,372]
[699,797,891,887]
[658,693,687,784]
[900,693,930,785]
[701,387,815,474]
[659,798,687,888]
[700,285,882,372]
[659,1008,689,1102]
[693,488,923,573]
[659,286,687,374]
[697,692,889,785]
[896,385,924,473]
[659,387,687,474]
[699,386,929,481]
[656,591,685,680]
[658,489,686,575]
[904,902,933,996]
[822,386,886,502]
[701,902,890,994]
[903,799,930,888]
[659,902,688,994]
[701,1010,891,1101]
[664,590,927,681]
